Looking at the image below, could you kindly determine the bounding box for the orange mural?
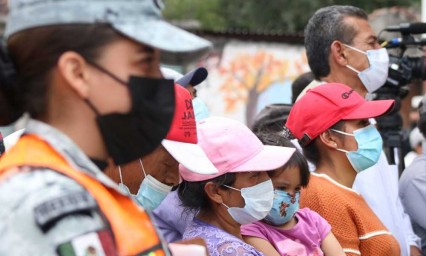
[218,50,307,126]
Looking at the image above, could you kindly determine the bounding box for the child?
[241,132,344,256]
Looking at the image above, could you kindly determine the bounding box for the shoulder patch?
[57,230,116,256]
[34,191,97,232]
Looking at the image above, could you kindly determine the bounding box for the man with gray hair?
[299,5,386,98]
[298,5,421,256]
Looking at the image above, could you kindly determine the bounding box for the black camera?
[381,22,426,87]
[380,23,426,86]
[375,22,426,173]
[387,55,426,87]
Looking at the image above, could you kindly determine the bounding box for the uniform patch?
[34,191,97,232]
[57,230,116,256]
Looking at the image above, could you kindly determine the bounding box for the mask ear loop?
[220,185,239,209]
[329,129,352,153]
[86,60,128,86]
[139,158,147,178]
[222,202,230,209]
[221,184,240,192]
[84,99,100,115]
[343,43,367,55]
[118,165,124,184]
[342,43,368,73]
[329,129,355,137]
[345,64,361,74]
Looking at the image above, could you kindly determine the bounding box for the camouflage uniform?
[0,120,131,255]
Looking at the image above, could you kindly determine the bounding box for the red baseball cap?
[161,84,217,175]
[286,83,395,146]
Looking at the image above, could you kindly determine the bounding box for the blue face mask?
[331,124,383,173]
[118,159,173,212]
[192,97,210,122]
[263,190,299,226]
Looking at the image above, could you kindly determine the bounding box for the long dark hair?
[0,24,122,125]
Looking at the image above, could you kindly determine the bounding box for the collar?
[24,119,122,192]
[311,172,360,195]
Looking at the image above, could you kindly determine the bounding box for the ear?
[330,41,348,67]
[204,182,226,204]
[319,130,339,150]
[57,51,91,99]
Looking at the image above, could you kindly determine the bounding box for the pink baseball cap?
[161,84,217,175]
[286,83,395,146]
[180,117,296,182]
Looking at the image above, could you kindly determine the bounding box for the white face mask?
[222,179,274,225]
[344,44,389,93]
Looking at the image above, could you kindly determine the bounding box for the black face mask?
[86,64,175,165]
[90,158,108,171]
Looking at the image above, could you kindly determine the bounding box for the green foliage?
[162,0,227,31]
[163,0,420,33]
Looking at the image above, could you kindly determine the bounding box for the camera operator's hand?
[410,245,422,256]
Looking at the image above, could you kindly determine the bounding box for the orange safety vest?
[0,134,168,256]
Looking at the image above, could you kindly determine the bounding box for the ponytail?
[0,42,22,125]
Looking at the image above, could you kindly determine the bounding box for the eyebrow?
[138,45,155,53]
[276,180,291,186]
[132,47,155,63]
[367,35,378,43]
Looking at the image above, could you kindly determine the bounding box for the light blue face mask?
[331,124,383,173]
[118,159,173,212]
[192,97,210,122]
[264,190,300,226]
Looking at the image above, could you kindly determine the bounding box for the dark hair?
[0,41,20,125]
[302,120,345,166]
[304,5,368,79]
[418,118,426,140]
[0,24,122,125]
[291,71,315,104]
[417,96,426,137]
[255,132,310,187]
[0,132,5,156]
[251,104,292,133]
[178,173,236,214]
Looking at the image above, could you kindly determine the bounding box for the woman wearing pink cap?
[285,83,400,255]
[178,117,295,256]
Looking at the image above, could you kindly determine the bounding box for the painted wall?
[196,40,309,126]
